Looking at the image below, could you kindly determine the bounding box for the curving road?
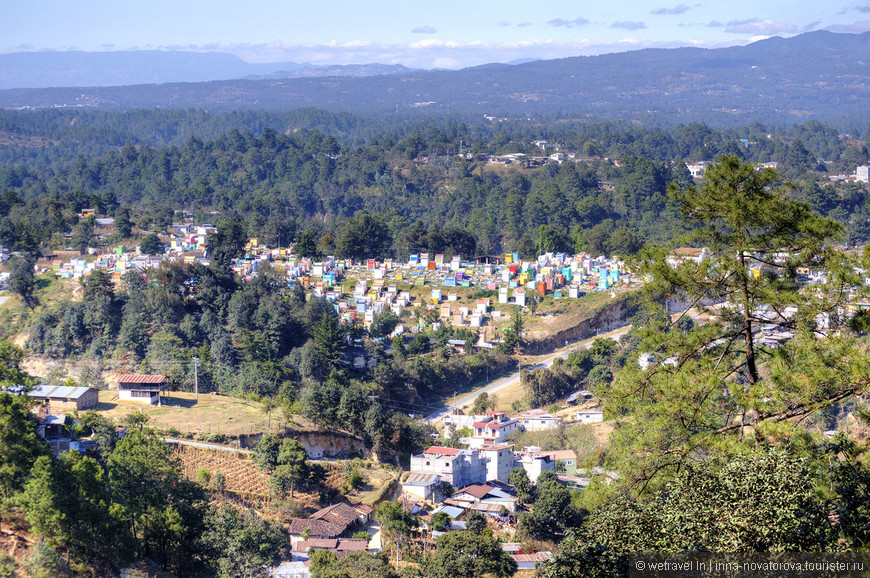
[425,324,631,423]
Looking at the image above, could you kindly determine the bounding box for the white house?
[402,473,441,502]
[513,447,555,483]
[518,409,559,431]
[576,410,604,424]
[479,444,515,483]
[469,412,521,449]
[117,374,169,405]
[410,446,486,488]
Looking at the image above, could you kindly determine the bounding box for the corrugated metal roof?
[404,473,440,486]
[117,374,167,384]
[511,552,553,563]
[28,385,93,399]
[432,505,464,519]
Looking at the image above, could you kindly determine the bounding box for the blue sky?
[3,0,869,68]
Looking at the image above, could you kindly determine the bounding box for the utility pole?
[193,357,199,401]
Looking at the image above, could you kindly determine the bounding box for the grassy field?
[0,274,81,342]
[92,390,314,436]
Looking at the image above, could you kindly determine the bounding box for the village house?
[666,247,709,267]
[513,447,556,483]
[440,411,489,439]
[291,538,368,560]
[446,483,518,514]
[577,409,605,424]
[538,449,579,475]
[685,162,706,178]
[479,444,515,483]
[287,502,372,550]
[117,374,170,405]
[402,473,442,502]
[28,385,98,412]
[468,412,521,449]
[565,390,595,405]
[517,409,559,431]
[410,446,486,489]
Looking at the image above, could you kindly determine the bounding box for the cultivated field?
[173,444,271,498]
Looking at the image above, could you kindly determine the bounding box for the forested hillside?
[1,110,869,260]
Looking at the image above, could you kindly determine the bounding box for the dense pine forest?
[1,109,869,259]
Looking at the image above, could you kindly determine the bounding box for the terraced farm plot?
[173,445,270,497]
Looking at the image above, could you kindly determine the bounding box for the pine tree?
[312,311,346,369]
[609,155,870,491]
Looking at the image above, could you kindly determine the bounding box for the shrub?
[196,468,211,486]
[349,469,364,490]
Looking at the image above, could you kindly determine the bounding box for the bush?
[196,468,211,486]
[352,531,371,543]
[212,472,226,493]
[0,552,17,578]
[25,541,72,578]
[349,469,364,490]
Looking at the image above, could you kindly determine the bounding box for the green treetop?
[609,155,870,492]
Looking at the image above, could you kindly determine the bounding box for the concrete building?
[577,410,604,424]
[410,446,486,489]
[402,473,441,502]
[479,444,515,483]
[858,165,870,183]
[514,447,556,483]
[469,412,521,449]
[538,450,578,475]
[686,162,706,178]
[28,385,98,412]
[517,409,559,431]
[441,412,489,439]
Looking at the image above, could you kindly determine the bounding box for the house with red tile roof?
[469,413,521,449]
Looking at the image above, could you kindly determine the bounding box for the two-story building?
[117,374,169,405]
[468,412,521,449]
[514,446,556,483]
[410,446,486,489]
[479,444,515,483]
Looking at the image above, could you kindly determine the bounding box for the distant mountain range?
[1,31,868,126]
[0,50,415,89]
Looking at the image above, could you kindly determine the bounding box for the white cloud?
[650,5,692,15]
[724,18,797,35]
[826,20,870,32]
[411,26,437,34]
[171,37,736,70]
[547,17,590,28]
[611,21,647,30]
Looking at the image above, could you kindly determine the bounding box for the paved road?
[425,324,630,423]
